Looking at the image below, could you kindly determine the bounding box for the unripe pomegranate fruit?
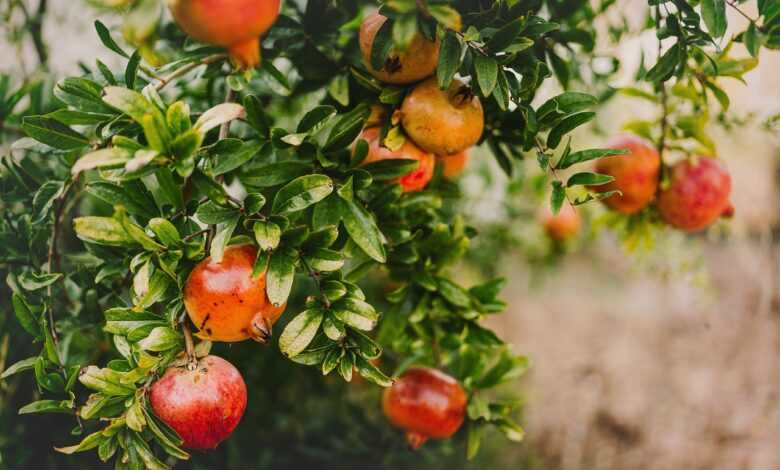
[382,367,467,450]
[168,0,281,69]
[400,77,484,156]
[359,12,440,84]
[437,150,469,179]
[149,355,247,450]
[657,156,732,232]
[184,244,285,343]
[541,203,581,242]
[593,135,661,214]
[360,127,435,193]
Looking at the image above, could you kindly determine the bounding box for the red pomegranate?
[168,0,281,69]
[149,355,247,450]
[382,367,467,449]
[657,156,732,232]
[360,127,436,193]
[593,135,661,214]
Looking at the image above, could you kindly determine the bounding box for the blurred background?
[1,1,779,469]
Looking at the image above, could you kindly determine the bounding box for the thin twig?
[46,176,79,344]
[657,33,669,183]
[219,87,237,140]
[181,323,198,371]
[535,138,577,211]
[726,0,757,23]
[154,54,228,92]
[300,258,331,309]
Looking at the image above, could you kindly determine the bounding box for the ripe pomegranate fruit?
[541,203,581,242]
[382,367,467,450]
[437,150,469,179]
[400,77,484,156]
[168,0,281,69]
[150,355,247,450]
[184,244,285,343]
[657,156,732,232]
[359,12,440,84]
[593,135,661,214]
[360,127,435,193]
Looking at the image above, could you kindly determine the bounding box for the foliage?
[0,0,775,468]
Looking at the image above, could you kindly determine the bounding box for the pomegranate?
[657,156,732,232]
[382,367,467,449]
[168,0,281,69]
[541,203,581,242]
[400,77,484,156]
[360,127,435,193]
[593,135,661,214]
[359,12,440,84]
[149,355,247,450]
[184,244,285,343]
[437,150,469,179]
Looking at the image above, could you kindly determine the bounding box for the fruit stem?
[182,323,197,371]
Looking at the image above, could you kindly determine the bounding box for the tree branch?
[154,54,228,91]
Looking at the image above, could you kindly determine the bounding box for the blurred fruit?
[401,77,484,156]
[150,355,247,450]
[184,244,285,342]
[359,12,440,84]
[360,127,435,192]
[168,0,281,69]
[382,367,467,450]
[541,203,581,242]
[438,150,469,179]
[593,135,661,214]
[657,156,732,232]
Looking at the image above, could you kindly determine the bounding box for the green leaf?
[254,221,281,251]
[12,293,40,337]
[148,218,180,246]
[279,308,324,357]
[102,86,154,124]
[556,147,628,170]
[702,0,728,38]
[210,217,239,263]
[551,181,565,215]
[136,327,181,352]
[546,112,595,149]
[243,94,271,136]
[297,105,336,133]
[55,430,105,455]
[428,4,461,30]
[437,31,463,90]
[355,356,393,387]
[94,20,129,58]
[272,174,334,214]
[104,308,165,335]
[467,421,485,460]
[437,278,472,308]
[267,250,296,307]
[18,272,62,291]
[339,197,386,263]
[645,43,681,83]
[537,92,598,123]
[361,158,419,181]
[370,18,394,71]
[125,49,141,89]
[241,161,312,188]
[18,399,73,415]
[211,140,259,176]
[194,103,246,134]
[324,104,371,151]
[486,18,525,51]
[323,315,346,341]
[1,357,38,380]
[473,55,498,96]
[22,116,89,150]
[393,13,418,51]
[744,22,761,57]
[78,366,135,396]
[328,75,350,107]
[195,201,240,225]
[567,172,615,187]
